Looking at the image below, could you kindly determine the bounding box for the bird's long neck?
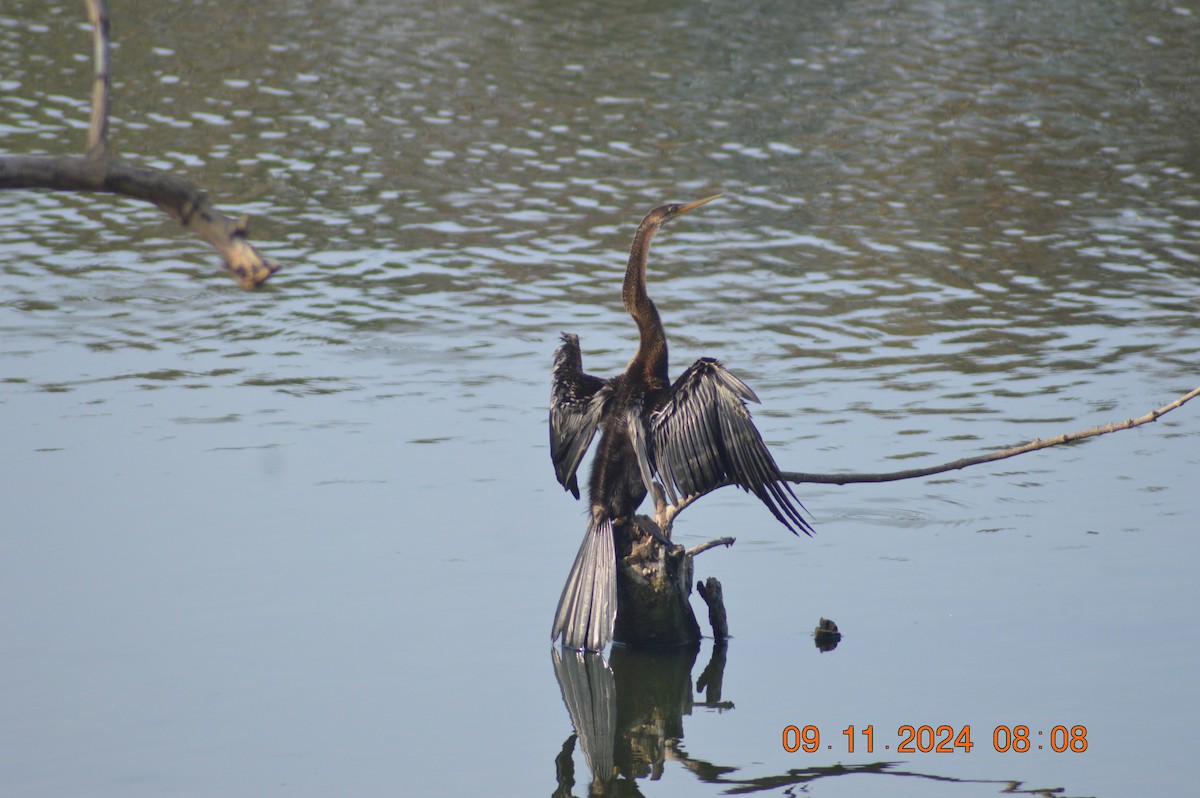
[622,217,669,386]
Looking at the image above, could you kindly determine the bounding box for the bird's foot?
[654,505,679,537]
[651,482,669,517]
[649,482,682,536]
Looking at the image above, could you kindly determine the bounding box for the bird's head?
[624,193,723,315]
[659,193,721,223]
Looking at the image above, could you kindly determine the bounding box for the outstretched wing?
[645,358,813,535]
[550,333,609,499]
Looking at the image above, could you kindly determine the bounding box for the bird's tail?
[552,515,616,651]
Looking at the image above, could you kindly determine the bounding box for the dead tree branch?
[687,537,736,558]
[85,0,110,159]
[781,385,1200,486]
[0,0,278,289]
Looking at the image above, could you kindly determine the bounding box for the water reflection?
[552,644,1084,797]
[551,644,707,791]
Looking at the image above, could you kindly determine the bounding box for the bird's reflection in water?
[551,642,719,796]
[551,640,1077,798]
[551,647,619,791]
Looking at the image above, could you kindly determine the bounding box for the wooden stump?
[611,518,731,647]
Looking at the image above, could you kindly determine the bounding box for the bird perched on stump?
[549,195,813,651]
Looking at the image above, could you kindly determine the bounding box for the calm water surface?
[2,1,1198,796]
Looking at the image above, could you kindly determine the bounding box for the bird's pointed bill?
[674,194,722,216]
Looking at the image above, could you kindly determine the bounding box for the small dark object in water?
[814,617,841,652]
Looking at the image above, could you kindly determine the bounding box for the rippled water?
[2,1,1198,796]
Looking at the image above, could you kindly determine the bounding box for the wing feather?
[550,333,608,499]
[646,358,814,535]
[625,396,659,504]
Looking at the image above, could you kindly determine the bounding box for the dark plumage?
[550,196,813,651]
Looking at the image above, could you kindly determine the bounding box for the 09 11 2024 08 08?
[782,723,1089,754]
